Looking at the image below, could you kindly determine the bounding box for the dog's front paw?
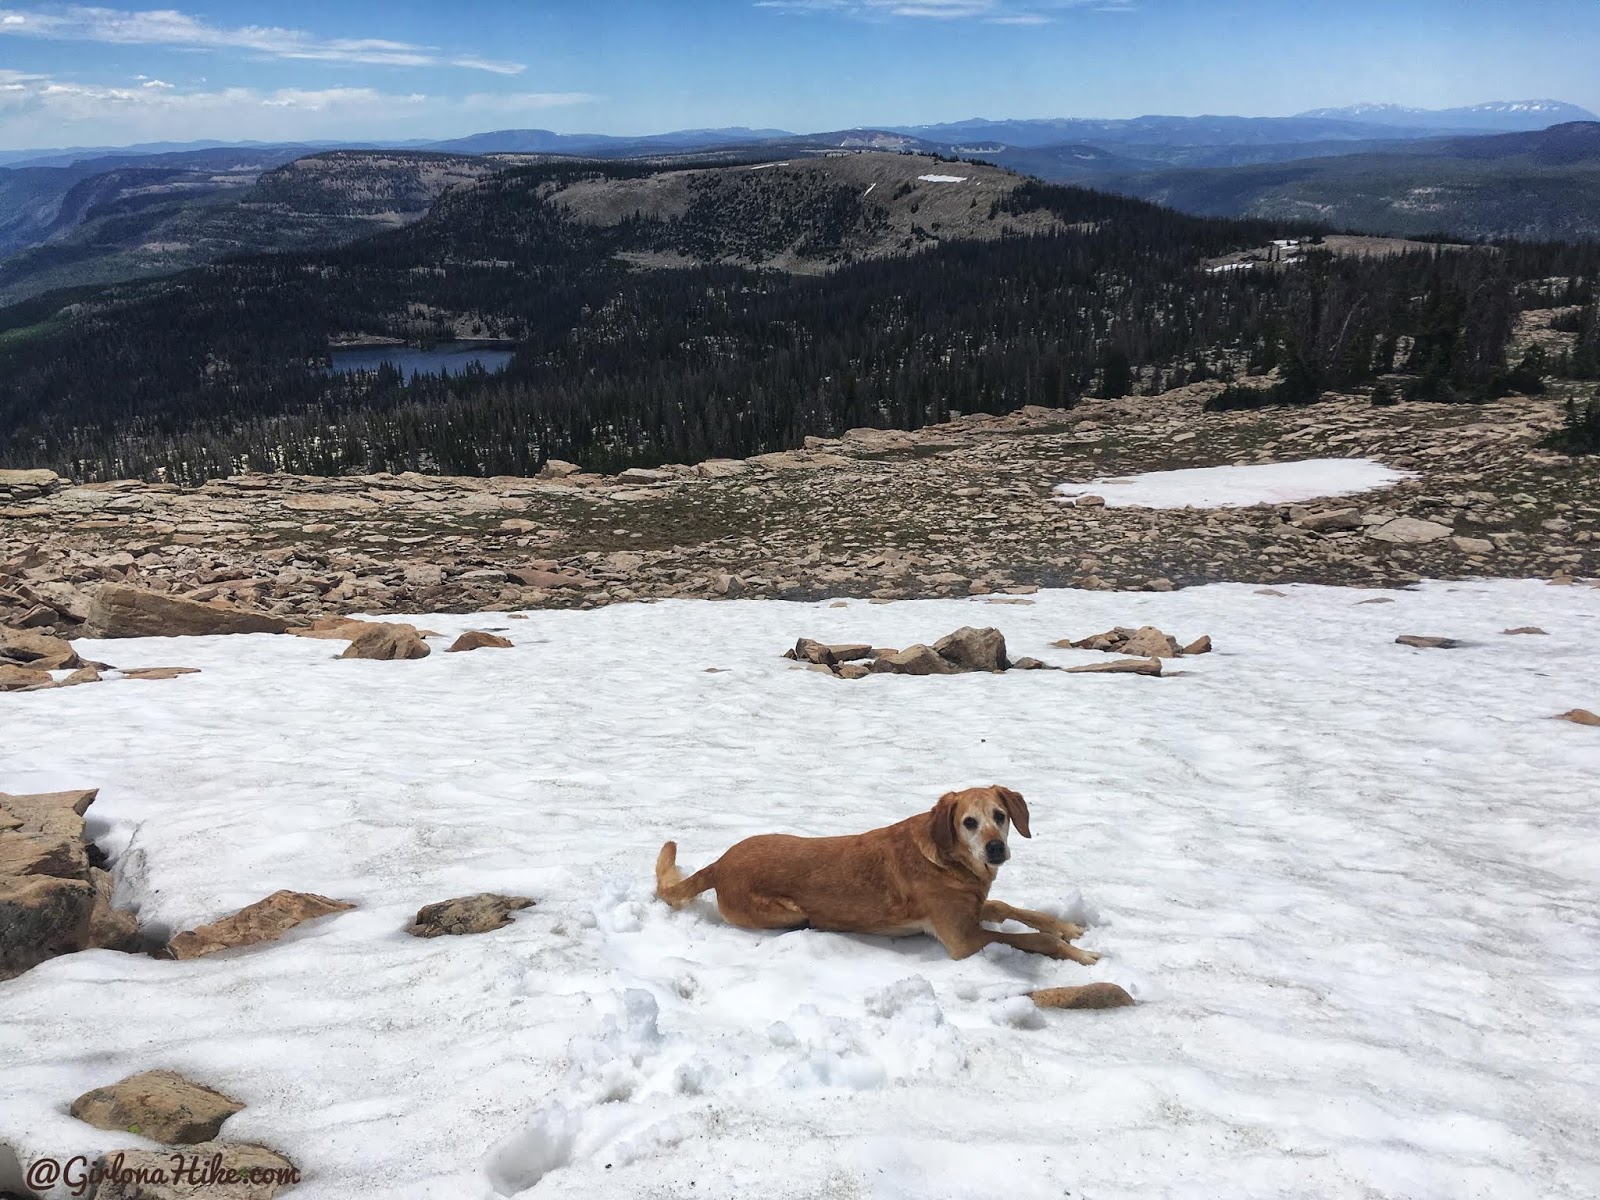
[1053,921,1086,941]
[1058,941,1100,965]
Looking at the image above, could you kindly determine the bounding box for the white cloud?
[0,74,598,146]
[0,5,525,73]
[756,0,1130,20]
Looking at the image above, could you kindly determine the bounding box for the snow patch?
[916,174,967,183]
[2,582,1599,1197]
[1055,457,1411,509]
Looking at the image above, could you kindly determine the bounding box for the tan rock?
[1556,708,1600,727]
[88,1141,299,1199]
[0,468,62,493]
[280,494,377,513]
[0,664,53,691]
[834,663,872,680]
[869,645,959,675]
[932,626,1010,672]
[1181,635,1212,655]
[339,623,430,661]
[404,893,534,937]
[1294,508,1363,532]
[1451,536,1494,555]
[84,866,141,953]
[70,1071,244,1144]
[1395,635,1461,649]
[1502,626,1547,635]
[0,788,99,840]
[537,458,582,479]
[121,667,202,681]
[86,586,289,639]
[1369,517,1453,544]
[1029,982,1136,1009]
[288,617,376,640]
[1121,626,1181,658]
[447,631,513,652]
[1065,657,1163,676]
[0,830,88,879]
[0,874,95,977]
[499,518,539,533]
[60,665,103,686]
[164,890,355,960]
[0,627,83,670]
[1074,495,1106,508]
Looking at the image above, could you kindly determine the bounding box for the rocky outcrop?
[0,627,85,670]
[164,890,354,961]
[0,468,62,503]
[404,893,534,937]
[339,623,429,660]
[931,626,1010,672]
[1056,625,1209,658]
[86,1141,299,1199]
[446,631,513,652]
[0,787,141,978]
[70,1071,244,1145]
[85,586,289,639]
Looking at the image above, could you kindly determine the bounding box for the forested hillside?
[1,154,1596,484]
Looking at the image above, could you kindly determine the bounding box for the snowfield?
[3,581,1600,1199]
[1055,458,1413,509]
[916,174,968,183]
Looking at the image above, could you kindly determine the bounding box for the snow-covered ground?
[916,174,967,183]
[1055,458,1413,509]
[4,581,1599,1199]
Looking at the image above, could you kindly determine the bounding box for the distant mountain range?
[1096,123,1600,241]
[2,100,1598,306]
[1293,100,1597,130]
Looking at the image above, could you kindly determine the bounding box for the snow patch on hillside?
[1055,457,1411,508]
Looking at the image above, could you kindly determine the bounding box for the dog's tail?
[655,841,718,909]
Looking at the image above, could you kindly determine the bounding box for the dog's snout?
[985,839,1008,864]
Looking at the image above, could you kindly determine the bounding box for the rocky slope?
[3,383,1595,635]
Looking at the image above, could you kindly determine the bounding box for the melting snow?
[1055,457,1411,509]
[916,174,967,183]
[3,581,1599,1198]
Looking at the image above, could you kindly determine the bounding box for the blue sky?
[0,0,1596,149]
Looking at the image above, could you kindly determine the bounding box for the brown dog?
[655,785,1098,964]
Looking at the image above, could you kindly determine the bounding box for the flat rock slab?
[86,586,289,639]
[165,890,354,961]
[405,893,535,937]
[121,667,202,681]
[1395,635,1462,649]
[1503,626,1548,635]
[70,1070,244,1144]
[1369,517,1454,544]
[1064,657,1164,676]
[447,631,513,652]
[0,788,98,840]
[88,1141,299,1199]
[0,627,83,670]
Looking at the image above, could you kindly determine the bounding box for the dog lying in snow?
[656,786,1131,1008]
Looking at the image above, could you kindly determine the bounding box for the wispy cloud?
[0,72,598,146]
[0,5,526,74]
[756,0,1133,21]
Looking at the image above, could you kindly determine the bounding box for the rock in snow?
[70,1070,244,1144]
[85,585,290,639]
[405,893,535,937]
[164,891,355,961]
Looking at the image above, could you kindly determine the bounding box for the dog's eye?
[993,810,1006,824]
[962,817,979,831]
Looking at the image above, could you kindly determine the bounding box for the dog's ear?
[996,787,1031,838]
[930,792,959,858]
